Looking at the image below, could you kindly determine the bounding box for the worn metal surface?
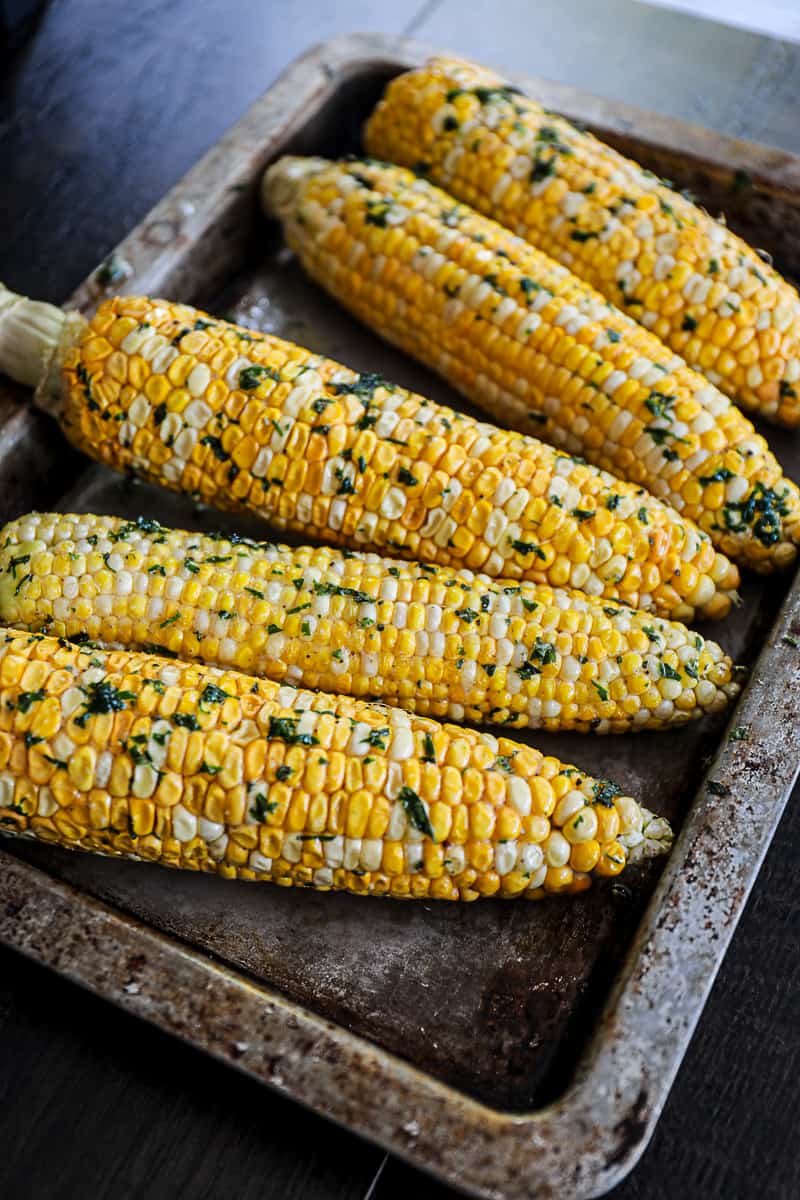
[1,33,799,1198]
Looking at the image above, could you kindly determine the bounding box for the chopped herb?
[160,612,180,628]
[75,680,136,726]
[658,661,682,681]
[244,586,265,599]
[782,634,799,648]
[570,229,599,242]
[42,754,68,769]
[329,371,389,402]
[148,563,167,576]
[780,381,797,399]
[699,467,734,486]
[532,639,557,666]
[519,277,541,299]
[173,712,200,730]
[729,726,749,742]
[6,552,31,578]
[397,467,418,487]
[422,733,436,763]
[592,680,609,702]
[200,684,229,705]
[95,253,129,286]
[606,328,621,343]
[334,467,355,496]
[593,779,621,807]
[16,689,45,714]
[707,780,730,796]
[268,716,318,746]
[250,793,277,822]
[456,608,479,623]
[644,391,676,420]
[312,581,374,604]
[509,538,546,559]
[530,156,555,183]
[682,314,697,332]
[516,660,540,680]
[275,764,293,781]
[364,727,389,750]
[200,435,229,462]
[722,481,789,547]
[24,733,44,748]
[398,785,434,838]
[239,364,281,390]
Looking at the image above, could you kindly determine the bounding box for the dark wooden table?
[1,3,799,1197]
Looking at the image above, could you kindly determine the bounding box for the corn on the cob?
[263,155,800,574]
[0,512,739,734]
[0,628,671,899]
[365,56,800,428]
[0,286,739,621]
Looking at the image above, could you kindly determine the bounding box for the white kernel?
[172,805,197,842]
[187,363,211,396]
[36,788,58,818]
[444,844,465,875]
[544,831,571,868]
[554,791,586,826]
[602,370,627,396]
[381,487,407,520]
[495,842,517,876]
[132,763,158,798]
[389,726,414,761]
[508,776,532,816]
[184,399,213,429]
[387,801,407,840]
[323,836,344,866]
[360,839,383,871]
[725,476,749,503]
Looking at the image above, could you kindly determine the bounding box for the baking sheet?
[1,34,799,1197]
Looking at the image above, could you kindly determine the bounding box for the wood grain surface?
[1,2,799,1197]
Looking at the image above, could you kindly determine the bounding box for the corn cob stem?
[0,628,671,899]
[262,155,800,574]
[0,284,79,413]
[0,286,739,622]
[365,56,800,428]
[0,512,739,734]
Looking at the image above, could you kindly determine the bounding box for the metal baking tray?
[2,33,800,1199]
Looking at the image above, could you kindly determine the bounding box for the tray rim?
[2,32,800,1199]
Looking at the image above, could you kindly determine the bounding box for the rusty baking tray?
[2,33,800,1199]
